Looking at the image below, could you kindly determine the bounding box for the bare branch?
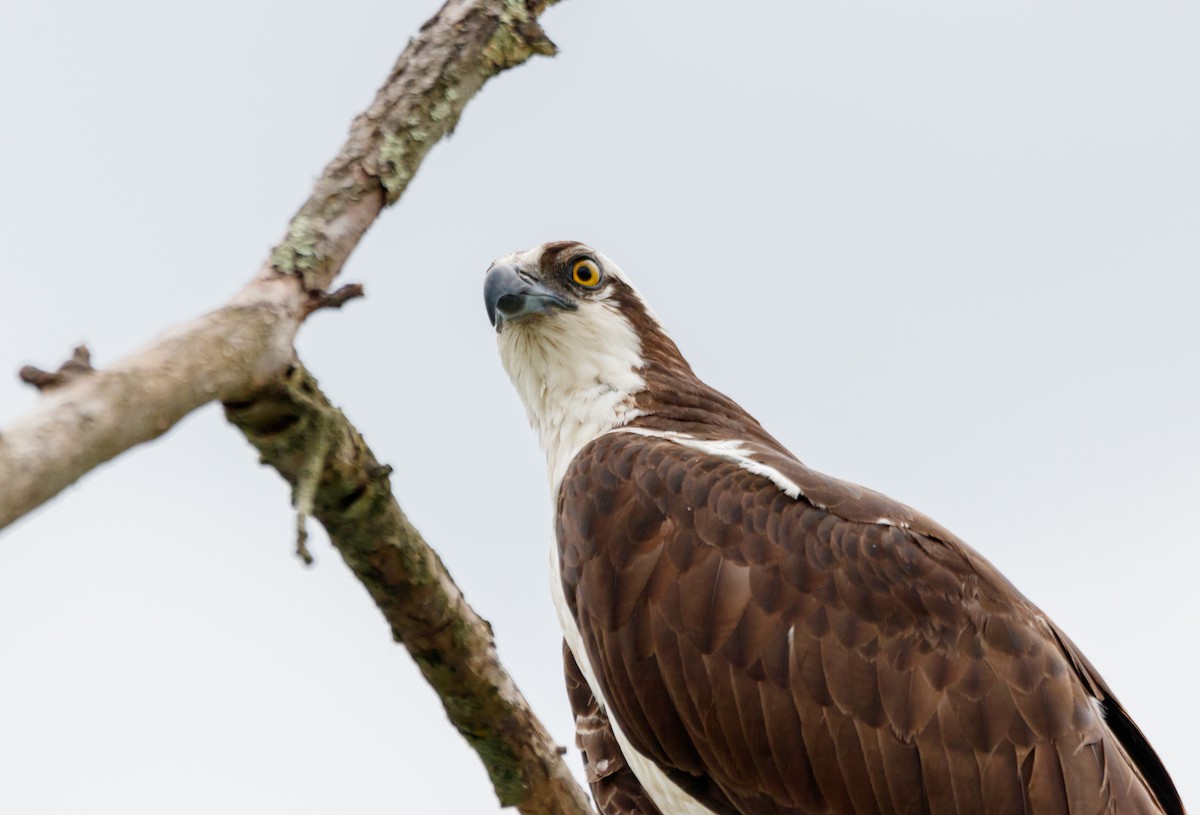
[305,283,366,315]
[1,1,592,810]
[0,0,562,530]
[225,365,593,815]
[1,288,304,528]
[268,0,559,294]
[18,345,95,391]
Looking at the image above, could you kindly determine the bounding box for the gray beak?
[484,264,575,332]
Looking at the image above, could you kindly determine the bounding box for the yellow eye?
[571,258,602,288]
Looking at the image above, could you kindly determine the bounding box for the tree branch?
[0,0,594,812]
[18,345,95,391]
[1,289,305,528]
[226,365,593,815]
[0,0,559,530]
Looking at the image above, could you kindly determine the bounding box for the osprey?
[484,241,1184,815]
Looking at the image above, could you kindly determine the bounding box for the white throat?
[496,300,646,492]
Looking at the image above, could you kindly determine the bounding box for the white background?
[1,1,1196,811]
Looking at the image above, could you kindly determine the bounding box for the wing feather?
[563,642,665,815]
[557,432,1178,814]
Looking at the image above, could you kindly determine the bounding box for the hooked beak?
[484,264,575,333]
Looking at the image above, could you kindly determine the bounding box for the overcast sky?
[1,1,1197,812]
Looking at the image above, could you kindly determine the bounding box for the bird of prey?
[483,240,1184,815]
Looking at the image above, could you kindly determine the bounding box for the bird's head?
[484,240,773,487]
[484,240,646,332]
[483,240,677,486]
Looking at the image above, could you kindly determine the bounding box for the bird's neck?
[497,303,784,493]
[624,364,782,450]
[497,312,648,492]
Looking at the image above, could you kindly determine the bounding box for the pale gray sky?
[1,1,1197,812]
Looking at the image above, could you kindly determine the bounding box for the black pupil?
[577,266,593,282]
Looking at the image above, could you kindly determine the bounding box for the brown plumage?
[486,241,1185,815]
